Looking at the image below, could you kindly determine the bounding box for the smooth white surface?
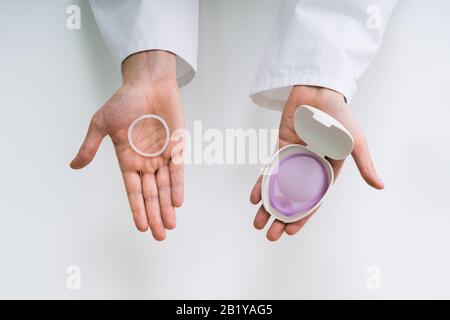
[294,105,354,160]
[1,0,450,299]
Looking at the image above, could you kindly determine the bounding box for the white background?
[1,0,450,299]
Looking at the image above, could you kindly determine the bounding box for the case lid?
[293,105,354,160]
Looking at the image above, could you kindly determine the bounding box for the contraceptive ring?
[127,114,170,157]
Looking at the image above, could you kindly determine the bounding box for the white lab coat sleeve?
[250,0,398,109]
[89,0,198,87]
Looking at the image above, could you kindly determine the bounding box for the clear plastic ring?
[127,114,170,158]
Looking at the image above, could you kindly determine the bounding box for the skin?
[70,50,184,241]
[70,51,382,242]
[250,85,385,241]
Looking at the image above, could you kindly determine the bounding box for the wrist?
[122,50,176,87]
[284,85,346,113]
[291,86,345,104]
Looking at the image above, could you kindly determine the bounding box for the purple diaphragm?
[269,153,329,217]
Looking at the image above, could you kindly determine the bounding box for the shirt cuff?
[114,41,197,88]
[250,68,356,111]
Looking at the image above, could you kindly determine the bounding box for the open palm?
[71,79,184,240]
[250,86,385,241]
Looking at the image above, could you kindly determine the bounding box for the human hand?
[250,86,384,241]
[70,50,184,241]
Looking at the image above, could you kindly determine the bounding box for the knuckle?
[127,190,142,198]
[359,165,373,177]
[353,132,366,149]
[148,220,160,231]
[81,144,96,157]
[129,204,142,216]
[161,205,174,215]
[90,112,105,131]
[158,185,170,193]
[144,193,158,203]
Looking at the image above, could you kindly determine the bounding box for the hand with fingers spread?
[250,86,385,241]
[70,50,184,241]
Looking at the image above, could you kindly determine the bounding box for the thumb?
[352,132,385,190]
[70,114,106,170]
